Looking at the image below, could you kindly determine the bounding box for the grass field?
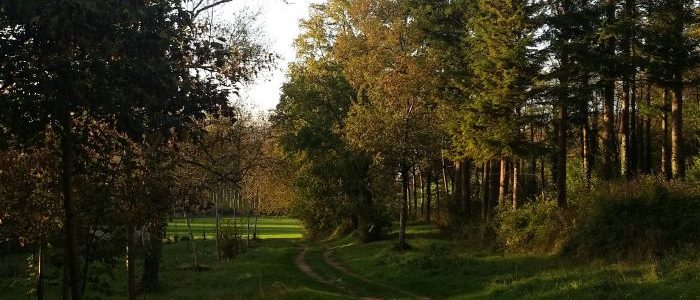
[2,221,698,299]
[327,225,700,299]
[167,216,304,239]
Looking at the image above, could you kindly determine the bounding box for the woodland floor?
[1,219,699,299]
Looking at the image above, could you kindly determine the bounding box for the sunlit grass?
[167,216,304,239]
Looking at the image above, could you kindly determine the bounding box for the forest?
[2,0,700,299]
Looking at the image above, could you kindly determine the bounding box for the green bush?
[564,177,700,261]
[496,196,573,254]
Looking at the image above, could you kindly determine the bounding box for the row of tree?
[1,1,276,299]
[275,0,700,248]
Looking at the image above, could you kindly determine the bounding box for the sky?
[215,0,320,114]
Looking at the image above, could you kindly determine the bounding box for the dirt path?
[322,245,431,300]
[294,244,385,299]
[294,243,430,300]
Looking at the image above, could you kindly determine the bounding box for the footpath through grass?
[2,220,699,299]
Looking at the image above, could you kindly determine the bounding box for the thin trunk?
[462,159,472,217]
[215,191,221,261]
[425,170,432,223]
[453,160,463,214]
[412,167,418,217]
[441,156,450,196]
[583,121,592,186]
[246,199,251,249]
[398,162,409,249]
[662,88,672,180]
[621,79,631,177]
[481,162,490,220]
[601,0,618,180]
[61,110,81,300]
[63,247,70,300]
[512,160,521,210]
[671,81,684,179]
[183,209,198,269]
[644,82,652,174]
[557,102,568,207]
[435,171,441,215]
[529,126,538,194]
[489,160,499,212]
[37,244,44,300]
[620,0,633,178]
[498,159,508,207]
[539,155,545,193]
[419,172,425,216]
[631,75,639,175]
[126,225,136,300]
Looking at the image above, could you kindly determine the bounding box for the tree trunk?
[398,162,409,249]
[498,159,508,208]
[425,169,432,223]
[529,126,538,194]
[419,172,425,216]
[671,81,684,179]
[630,75,639,175]
[435,170,441,215]
[557,102,568,207]
[63,248,70,300]
[601,0,618,180]
[453,160,463,214]
[142,220,163,293]
[215,192,221,261]
[643,82,652,174]
[61,109,82,300]
[583,121,592,186]
[662,88,672,180]
[462,159,471,217]
[481,162,490,220]
[441,156,450,196]
[37,244,44,300]
[620,0,634,178]
[126,224,136,300]
[621,78,631,177]
[512,160,520,210]
[183,210,198,269]
[412,167,418,217]
[489,160,499,212]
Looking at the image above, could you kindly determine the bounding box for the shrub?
[496,196,573,254]
[564,177,700,261]
[219,224,243,259]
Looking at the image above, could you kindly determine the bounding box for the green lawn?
[167,216,304,239]
[2,221,698,299]
[328,223,700,300]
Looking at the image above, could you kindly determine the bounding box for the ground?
[1,217,699,299]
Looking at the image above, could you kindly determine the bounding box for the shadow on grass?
[333,237,699,300]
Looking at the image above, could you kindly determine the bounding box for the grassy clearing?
[0,239,349,300]
[3,220,698,299]
[167,216,304,239]
[328,223,700,299]
[0,217,319,300]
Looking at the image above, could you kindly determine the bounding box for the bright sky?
[215,0,321,114]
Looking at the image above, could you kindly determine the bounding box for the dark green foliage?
[496,200,573,254]
[219,223,244,260]
[565,178,700,261]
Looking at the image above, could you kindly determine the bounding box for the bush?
[219,224,243,259]
[564,177,700,261]
[496,195,573,254]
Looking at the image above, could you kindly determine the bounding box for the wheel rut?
[294,242,431,300]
